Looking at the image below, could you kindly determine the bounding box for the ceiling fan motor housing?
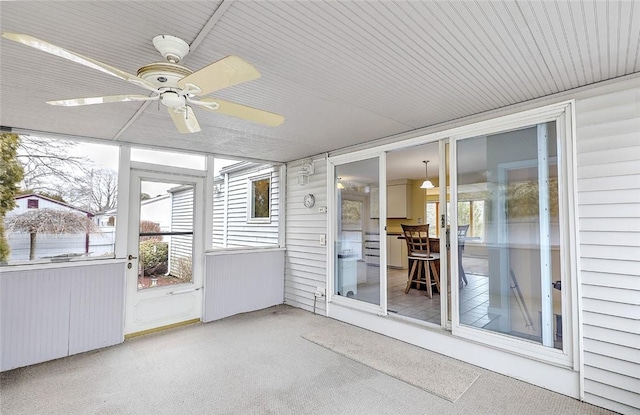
[136,62,193,89]
[152,35,189,63]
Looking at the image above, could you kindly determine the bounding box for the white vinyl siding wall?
[212,164,280,248]
[282,80,640,414]
[575,87,640,414]
[284,156,328,314]
[169,187,194,278]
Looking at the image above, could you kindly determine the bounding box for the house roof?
[15,194,94,216]
[1,1,638,166]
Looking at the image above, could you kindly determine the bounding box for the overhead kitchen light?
[337,177,345,189]
[421,160,434,189]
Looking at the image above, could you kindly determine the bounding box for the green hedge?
[139,240,168,276]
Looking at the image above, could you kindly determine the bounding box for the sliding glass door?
[331,155,385,313]
[452,119,570,359]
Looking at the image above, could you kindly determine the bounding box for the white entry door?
[125,169,204,335]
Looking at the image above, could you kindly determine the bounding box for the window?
[131,147,205,170]
[213,161,280,249]
[3,136,118,264]
[457,200,485,239]
[249,175,271,221]
[426,201,485,239]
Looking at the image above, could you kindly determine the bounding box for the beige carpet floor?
[303,321,479,402]
[1,305,617,415]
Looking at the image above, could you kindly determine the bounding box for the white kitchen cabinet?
[387,180,413,219]
[386,235,408,269]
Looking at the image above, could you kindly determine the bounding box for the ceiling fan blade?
[47,95,158,106]
[197,98,284,127]
[167,107,201,134]
[1,32,157,93]
[177,55,260,96]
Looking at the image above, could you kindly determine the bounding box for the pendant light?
[420,160,434,189]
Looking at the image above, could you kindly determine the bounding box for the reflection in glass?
[457,122,563,349]
[335,158,380,306]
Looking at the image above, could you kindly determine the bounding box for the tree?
[16,136,119,213]
[16,136,86,195]
[1,133,24,261]
[72,168,118,213]
[5,208,97,260]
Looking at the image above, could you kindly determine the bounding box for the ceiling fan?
[1,33,284,133]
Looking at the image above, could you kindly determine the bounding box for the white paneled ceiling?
[1,1,639,164]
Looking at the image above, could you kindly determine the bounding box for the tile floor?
[349,257,562,349]
[350,256,492,326]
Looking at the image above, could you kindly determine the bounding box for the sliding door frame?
[327,149,387,316]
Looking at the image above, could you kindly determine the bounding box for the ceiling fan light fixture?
[161,91,185,109]
[421,160,435,189]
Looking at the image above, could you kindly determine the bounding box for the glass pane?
[457,122,562,349]
[252,178,270,218]
[335,158,380,305]
[386,142,441,325]
[4,136,118,263]
[138,180,194,290]
[131,147,205,170]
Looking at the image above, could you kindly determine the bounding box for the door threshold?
[125,318,201,340]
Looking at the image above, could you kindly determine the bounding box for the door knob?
[128,254,137,260]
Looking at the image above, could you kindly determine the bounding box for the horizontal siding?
[576,87,640,412]
[284,156,328,314]
[212,164,280,248]
[170,189,194,276]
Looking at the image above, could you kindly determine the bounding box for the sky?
[67,141,238,198]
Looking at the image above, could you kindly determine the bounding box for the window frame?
[246,173,272,224]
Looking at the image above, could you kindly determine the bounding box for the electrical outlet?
[315,287,325,297]
[319,234,326,246]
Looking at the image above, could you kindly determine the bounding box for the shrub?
[139,220,162,241]
[139,240,168,276]
[173,256,193,282]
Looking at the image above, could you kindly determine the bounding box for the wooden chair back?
[401,224,431,257]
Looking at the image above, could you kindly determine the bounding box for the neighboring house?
[4,194,108,261]
[7,194,93,218]
[95,193,171,230]
[168,185,193,279]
